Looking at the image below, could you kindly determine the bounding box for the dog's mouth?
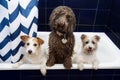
[87,49,93,54]
[85,48,95,55]
[27,52,37,57]
[57,30,66,34]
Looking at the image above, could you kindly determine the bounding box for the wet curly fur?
[46,6,76,69]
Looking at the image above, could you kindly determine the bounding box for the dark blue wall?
[38,0,120,48]
[107,0,120,49]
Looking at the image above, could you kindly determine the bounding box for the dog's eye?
[92,41,95,44]
[85,41,89,44]
[27,43,29,46]
[33,43,37,47]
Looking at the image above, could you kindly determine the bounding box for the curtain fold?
[0,0,12,62]
[0,0,38,63]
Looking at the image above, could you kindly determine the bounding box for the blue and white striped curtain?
[0,0,38,63]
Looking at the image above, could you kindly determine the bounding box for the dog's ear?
[81,34,87,41]
[20,35,29,43]
[37,37,44,45]
[94,35,100,42]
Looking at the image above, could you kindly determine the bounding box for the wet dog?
[13,35,47,76]
[46,6,76,69]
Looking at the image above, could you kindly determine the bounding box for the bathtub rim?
[0,32,120,70]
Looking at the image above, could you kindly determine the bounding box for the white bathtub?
[0,32,120,70]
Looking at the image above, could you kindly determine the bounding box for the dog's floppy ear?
[37,37,44,45]
[20,35,29,43]
[94,35,100,42]
[81,34,87,41]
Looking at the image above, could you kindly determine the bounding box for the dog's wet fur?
[46,6,76,69]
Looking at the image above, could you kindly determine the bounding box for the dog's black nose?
[57,22,65,28]
[89,47,92,50]
[28,50,32,54]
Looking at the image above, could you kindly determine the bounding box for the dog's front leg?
[92,59,99,70]
[40,62,47,76]
[78,62,84,71]
[46,53,55,67]
[12,58,25,68]
[72,54,84,70]
[64,57,72,69]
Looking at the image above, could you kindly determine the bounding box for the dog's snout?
[89,47,92,50]
[28,50,32,54]
[57,22,65,28]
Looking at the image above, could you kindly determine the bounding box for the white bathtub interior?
[0,32,120,70]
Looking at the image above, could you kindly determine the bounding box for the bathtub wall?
[38,0,120,49]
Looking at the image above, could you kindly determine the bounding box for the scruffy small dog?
[72,34,100,70]
[46,6,76,69]
[13,35,47,76]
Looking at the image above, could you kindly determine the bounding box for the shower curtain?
[0,0,38,63]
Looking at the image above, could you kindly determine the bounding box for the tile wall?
[38,0,120,48]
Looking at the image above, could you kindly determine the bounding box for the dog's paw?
[46,60,55,67]
[12,63,19,68]
[40,68,46,76]
[78,63,84,71]
[92,61,99,70]
[63,61,72,69]
[64,64,72,69]
[93,65,98,70]
[63,58,72,69]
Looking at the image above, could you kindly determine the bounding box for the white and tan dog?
[72,34,100,70]
[13,35,47,76]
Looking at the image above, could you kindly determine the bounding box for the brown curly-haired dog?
[46,6,76,69]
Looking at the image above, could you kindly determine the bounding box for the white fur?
[72,51,99,70]
[72,34,100,70]
[13,37,48,76]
